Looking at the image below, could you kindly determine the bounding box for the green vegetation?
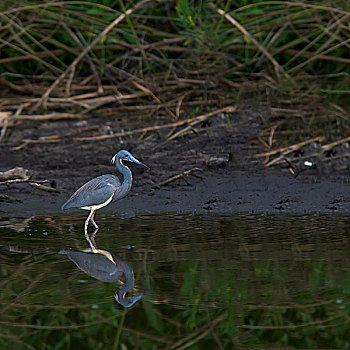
[0,0,349,142]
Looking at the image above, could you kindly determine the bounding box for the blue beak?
[115,292,143,308]
[129,155,149,169]
[128,293,144,306]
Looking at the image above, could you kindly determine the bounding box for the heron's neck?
[116,157,132,194]
[120,272,135,294]
[115,266,136,307]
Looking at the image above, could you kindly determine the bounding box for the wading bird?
[59,247,143,308]
[61,150,148,242]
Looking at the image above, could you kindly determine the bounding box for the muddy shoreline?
[2,170,350,216]
[1,104,349,217]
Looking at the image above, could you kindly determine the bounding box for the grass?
[0,0,349,143]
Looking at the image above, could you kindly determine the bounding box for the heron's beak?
[114,292,143,308]
[129,293,144,305]
[128,155,149,169]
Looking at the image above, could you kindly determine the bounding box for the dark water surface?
[1,213,350,349]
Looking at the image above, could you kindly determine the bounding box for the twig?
[268,124,278,147]
[256,137,325,157]
[12,113,85,121]
[0,167,29,181]
[0,174,57,193]
[0,77,33,94]
[29,182,60,193]
[131,80,177,120]
[256,137,326,167]
[155,168,203,187]
[256,136,269,150]
[176,95,186,118]
[0,179,47,185]
[65,64,76,98]
[0,112,11,142]
[163,105,238,145]
[321,136,350,150]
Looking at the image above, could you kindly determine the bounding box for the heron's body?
[61,150,148,249]
[59,248,143,307]
[62,174,122,211]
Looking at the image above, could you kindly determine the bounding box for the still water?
[1,213,350,349]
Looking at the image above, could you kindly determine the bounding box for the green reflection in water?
[0,213,350,349]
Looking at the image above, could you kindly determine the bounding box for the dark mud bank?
[1,104,349,216]
[2,171,349,216]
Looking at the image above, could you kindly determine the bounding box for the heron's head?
[111,150,149,169]
[114,291,143,308]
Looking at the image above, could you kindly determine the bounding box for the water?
[1,213,350,349]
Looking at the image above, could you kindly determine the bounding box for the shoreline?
[2,171,349,217]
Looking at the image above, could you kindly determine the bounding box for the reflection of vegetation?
[1,213,350,349]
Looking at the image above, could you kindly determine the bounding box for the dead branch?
[0,111,11,142]
[155,168,203,187]
[12,113,85,121]
[321,136,350,150]
[256,137,325,158]
[255,136,326,167]
[176,94,186,118]
[0,167,29,181]
[256,136,270,150]
[163,105,238,145]
[268,124,278,147]
[29,183,60,193]
[0,178,48,185]
[0,170,58,193]
[0,77,33,94]
[131,80,177,119]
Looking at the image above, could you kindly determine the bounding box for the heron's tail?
[61,199,72,210]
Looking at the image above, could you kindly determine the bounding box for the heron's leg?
[91,227,98,248]
[84,210,97,252]
[91,211,99,229]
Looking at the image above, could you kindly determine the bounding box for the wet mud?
[1,104,349,216]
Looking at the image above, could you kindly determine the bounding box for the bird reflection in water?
[59,232,143,308]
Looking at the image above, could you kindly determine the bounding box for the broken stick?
[155,168,203,187]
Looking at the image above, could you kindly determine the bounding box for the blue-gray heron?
[61,150,148,240]
[59,248,143,307]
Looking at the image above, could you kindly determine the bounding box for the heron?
[61,150,148,245]
[59,247,143,307]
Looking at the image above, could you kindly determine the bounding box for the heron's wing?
[62,174,120,209]
[59,250,122,282]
